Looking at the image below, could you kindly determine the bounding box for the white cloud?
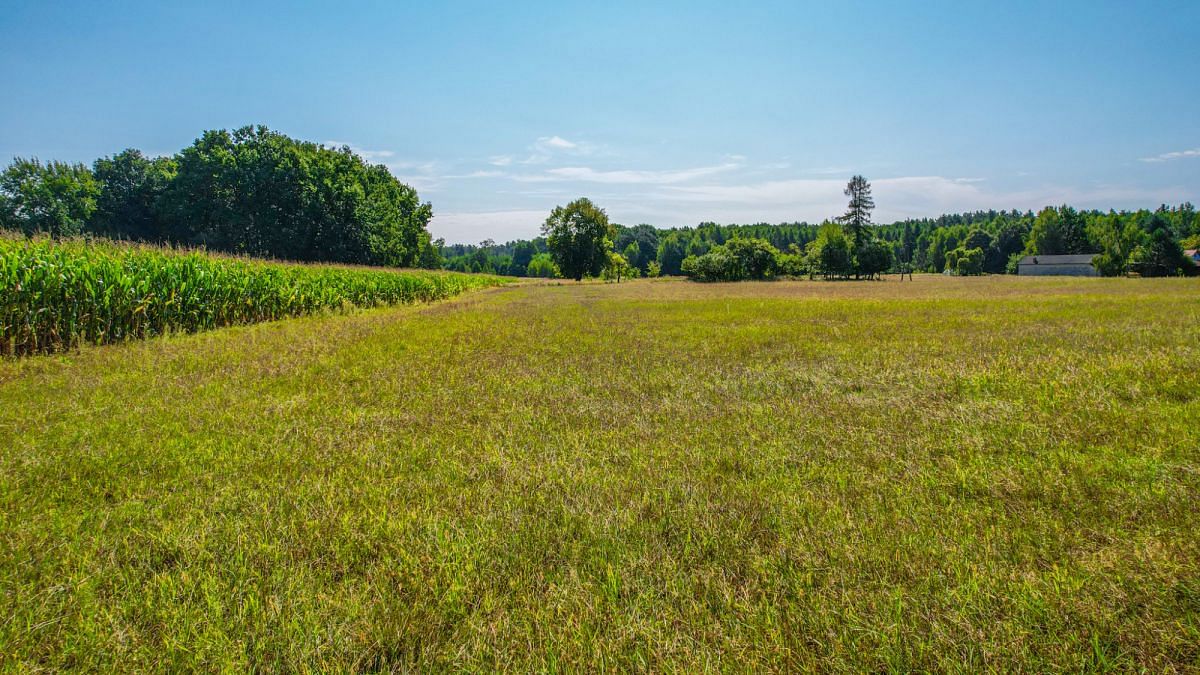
[388,159,436,172]
[429,209,548,243]
[1140,148,1200,163]
[324,140,395,162]
[539,135,577,150]
[519,135,600,164]
[489,156,513,166]
[441,170,505,179]
[513,163,742,185]
[806,166,853,175]
[384,160,441,192]
[642,175,1192,225]
[426,174,1194,242]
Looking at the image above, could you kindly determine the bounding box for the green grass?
[0,236,508,356]
[1,276,1197,671]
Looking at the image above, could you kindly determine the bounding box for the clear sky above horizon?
[1,1,1197,243]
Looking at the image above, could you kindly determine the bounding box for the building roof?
[1018,254,1096,265]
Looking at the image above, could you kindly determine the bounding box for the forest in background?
[444,203,1200,278]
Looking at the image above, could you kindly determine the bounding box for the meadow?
[1,275,1197,671]
[0,237,506,356]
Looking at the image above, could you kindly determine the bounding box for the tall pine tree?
[839,175,874,247]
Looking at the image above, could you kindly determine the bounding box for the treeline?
[448,203,1200,279]
[441,238,559,277]
[0,126,442,268]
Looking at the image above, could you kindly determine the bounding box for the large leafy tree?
[808,223,853,280]
[0,158,99,236]
[156,126,437,267]
[856,239,893,279]
[91,149,177,241]
[1025,205,1090,255]
[1130,212,1188,277]
[542,198,613,281]
[1089,211,1145,276]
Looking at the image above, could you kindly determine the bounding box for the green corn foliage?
[0,237,507,356]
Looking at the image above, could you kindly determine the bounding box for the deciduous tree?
[0,158,98,237]
[542,198,613,281]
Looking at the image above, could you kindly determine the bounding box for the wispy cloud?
[519,135,601,164]
[1140,147,1200,163]
[512,163,741,185]
[324,140,395,162]
[806,166,853,175]
[426,173,1193,243]
[384,159,441,192]
[441,170,505,179]
[539,135,577,150]
[648,175,1191,224]
[429,209,549,243]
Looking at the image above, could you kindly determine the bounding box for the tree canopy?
[0,158,99,237]
[0,126,442,269]
[542,198,614,281]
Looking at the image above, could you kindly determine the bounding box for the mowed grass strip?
[0,276,1197,671]
[0,236,508,356]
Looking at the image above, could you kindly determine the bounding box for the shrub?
[601,252,637,282]
[776,252,807,277]
[952,247,985,275]
[525,252,559,278]
[682,237,778,282]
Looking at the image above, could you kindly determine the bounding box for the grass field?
[1,275,1198,671]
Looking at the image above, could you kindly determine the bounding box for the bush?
[1005,252,1023,274]
[601,252,637,282]
[681,237,778,282]
[525,252,559,278]
[952,247,985,275]
[777,252,807,277]
[681,248,737,282]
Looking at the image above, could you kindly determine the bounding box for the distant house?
[1186,249,1200,266]
[1017,254,1098,277]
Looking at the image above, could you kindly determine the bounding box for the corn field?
[0,237,507,356]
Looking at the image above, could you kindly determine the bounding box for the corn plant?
[0,237,506,356]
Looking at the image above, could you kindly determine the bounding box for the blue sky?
[1,1,1197,243]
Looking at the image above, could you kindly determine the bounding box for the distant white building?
[1017,254,1098,276]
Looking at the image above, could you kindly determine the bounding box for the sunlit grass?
[1,275,1197,671]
